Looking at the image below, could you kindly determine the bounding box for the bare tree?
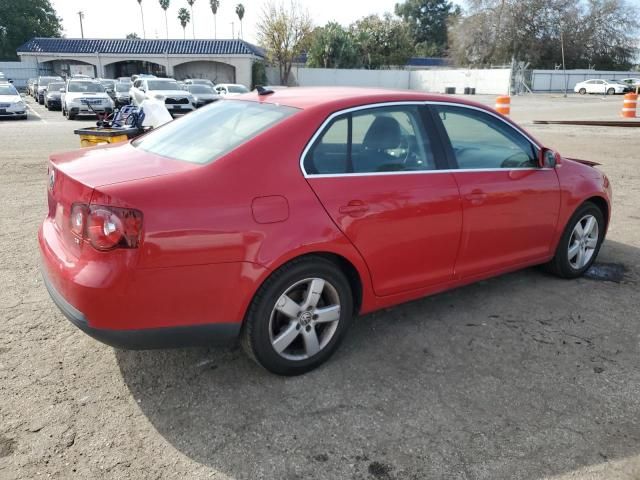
[257,1,313,85]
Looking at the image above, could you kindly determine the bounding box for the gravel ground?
[1,94,639,480]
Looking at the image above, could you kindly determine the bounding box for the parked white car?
[574,79,629,95]
[214,83,250,96]
[62,79,115,120]
[130,78,196,116]
[0,82,27,120]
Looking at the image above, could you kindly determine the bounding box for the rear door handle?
[465,190,488,205]
[339,200,369,216]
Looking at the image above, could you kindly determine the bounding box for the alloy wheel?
[268,278,341,361]
[568,214,599,270]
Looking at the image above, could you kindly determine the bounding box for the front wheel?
[579,88,586,95]
[242,257,354,376]
[545,201,605,279]
[607,88,615,95]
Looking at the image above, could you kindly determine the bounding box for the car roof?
[233,86,490,112]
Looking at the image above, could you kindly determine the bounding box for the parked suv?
[36,76,64,104]
[62,79,114,120]
[130,78,195,116]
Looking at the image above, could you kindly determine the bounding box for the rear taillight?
[70,203,143,251]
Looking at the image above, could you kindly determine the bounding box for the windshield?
[101,80,116,89]
[188,85,215,94]
[40,77,61,86]
[147,80,180,91]
[227,85,249,94]
[133,101,299,164]
[68,82,105,93]
[0,85,18,96]
[48,83,64,91]
[115,83,130,92]
[191,79,213,85]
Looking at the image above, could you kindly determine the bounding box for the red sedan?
[39,88,612,375]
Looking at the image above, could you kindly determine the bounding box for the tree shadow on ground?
[116,240,640,480]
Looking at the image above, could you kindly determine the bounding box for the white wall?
[267,66,512,95]
[410,69,511,95]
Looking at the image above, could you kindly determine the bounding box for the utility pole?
[561,30,567,98]
[78,11,85,39]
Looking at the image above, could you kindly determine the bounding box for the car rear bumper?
[0,110,26,117]
[42,270,241,349]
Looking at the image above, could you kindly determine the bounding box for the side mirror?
[539,148,562,168]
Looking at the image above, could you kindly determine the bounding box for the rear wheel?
[545,201,605,278]
[242,257,354,376]
[607,88,616,95]
[579,88,587,95]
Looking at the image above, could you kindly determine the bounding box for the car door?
[303,104,463,297]
[431,104,560,279]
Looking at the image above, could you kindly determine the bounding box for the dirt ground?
[1,93,639,480]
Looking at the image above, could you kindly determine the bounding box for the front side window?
[133,100,299,165]
[305,105,435,175]
[435,106,537,169]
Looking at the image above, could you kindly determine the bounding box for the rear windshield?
[48,83,65,91]
[68,82,104,93]
[133,100,299,164]
[40,77,61,85]
[147,80,180,91]
[101,80,116,88]
[188,85,214,94]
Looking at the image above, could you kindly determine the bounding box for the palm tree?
[159,0,170,39]
[177,7,191,40]
[186,0,196,39]
[235,3,245,39]
[136,0,146,39]
[210,0,220,39]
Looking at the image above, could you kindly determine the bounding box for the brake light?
[70,203,143,251]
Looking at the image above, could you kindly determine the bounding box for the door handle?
[339,200,369,216]
[465,190,487,205]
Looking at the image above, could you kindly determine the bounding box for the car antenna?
[256,85,275,96]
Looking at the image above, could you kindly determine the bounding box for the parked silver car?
[186,84,221,108]
[36,76,64,104]
[44,81,65,110]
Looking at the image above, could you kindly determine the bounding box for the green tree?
[449,0,638,69]
[0,0,62,60]
[257,1,313,85]
[177,7,191,40]
[159,0,170,39]
[136,0,146,39]
[210,0,220,38]
[126,32,141,39]
[187,0,196,39]
[350,14,413,69]
[307,22,360,68]
[236,4,245,39]
[394,0,460,56]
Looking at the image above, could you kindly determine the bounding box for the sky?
[50,0,399,44]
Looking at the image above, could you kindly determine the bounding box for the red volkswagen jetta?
[40,88,612,375]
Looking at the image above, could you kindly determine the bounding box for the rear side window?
[305,105,435,175]
[133,100,299,164]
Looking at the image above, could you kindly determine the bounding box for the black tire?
[242,256,354,376]
[545,201,605,279]
[607,88,615,95]
[579,88,586,95]
[67,111,75,120]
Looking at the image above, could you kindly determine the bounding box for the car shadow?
[115,240,640,479]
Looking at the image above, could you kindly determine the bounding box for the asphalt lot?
[1,93,639,480]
